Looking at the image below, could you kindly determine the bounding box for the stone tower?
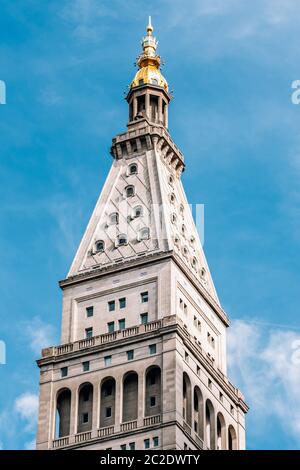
[36,18,248,451]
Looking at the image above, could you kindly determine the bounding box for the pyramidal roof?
[67,21,221,309]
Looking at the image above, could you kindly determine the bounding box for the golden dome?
[130,17,168,92]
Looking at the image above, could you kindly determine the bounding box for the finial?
[147,16,153,34]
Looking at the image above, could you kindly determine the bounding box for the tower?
[36,19,248,451]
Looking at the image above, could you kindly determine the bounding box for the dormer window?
[133,205,143,218]
[95,240,105,253]
[125,185,135,198]
[110,212,119,225]
[151,79,158,85]
[139,79,144,85]
[169,193,176,204]
[116,233,128,247]
[138,227,150,241]
[128,163,138,176]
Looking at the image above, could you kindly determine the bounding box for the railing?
[120,420,137,432]
[75,431,91,443]
[52,437,69,448]
[143,415,161,426]
[98,426,115,438]
[42,317,172,358]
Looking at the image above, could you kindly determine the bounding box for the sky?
[0,0,300,450]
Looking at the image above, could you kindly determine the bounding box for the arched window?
[217,412,226,450]
[205,399,215,450]
[169,193,176,204]
[138,227,150,241]
[77,383,93,433]
[145,366,161,417]
[183,372,192,427]
[133,205,143,218]
[125,185,135,198]
[228,425,237,450]
[192,257,198,269]
[193,386,204,440]
[95,240,105,253]
[122,372,138,422]
[110,212,119,225]
[116,233,128,247]
[100,377,116,428]
[56,388,71,438]
[171,213,177,225]
[128,163,138,175]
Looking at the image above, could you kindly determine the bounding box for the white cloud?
[228,319,300,447]
[14,393,39,433]
[24,438,36,450]
[22,317,56,355]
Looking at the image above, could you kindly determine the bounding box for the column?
[133,96,138,119]
[145,92,150,120]
[158,95,163,124]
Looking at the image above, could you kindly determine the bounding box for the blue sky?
[1,0,300,450]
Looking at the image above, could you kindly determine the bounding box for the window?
[192,257,198,269]
[140,312,148,325]
[86,306,93,318]
[133,205,143,218]
[61,367,68,378]
[107,321,115,333]
[219,392,223,402]
[118,319,126,331]
[184,352,189,362]
[127,350,134,361]
[129,163,138,175]
[120,444,126,450]
[169,192,176,204]
[153,437,159,447]
[95,240,105,253]
[151,78,158,85]
[104,384,113,397]
[105,407,112,418]
[194,421,198,432]
[138,227,150,241]
[119,297,126,309]
[150,396,156,407]
[144,439,150,449]
[108,300,115,312]
[116,233,128,246]
[208,379,212,390]
[129,442,135,450]
[150,374,156,385]
[149,344,156,355]
[138,79,144,85]
[110,212,119,225]
[197,365,200,376]
[83,389,90,401]
[85,327,93,339]
[125,185,135,198]
[171,213,177,224]
[183,303,187,315]
[230,405,235,415]
[193,315,197,327]
[179,298,183,309]
[82,361,90,372]
[104,355,112,367]
[179,204,184,216]
[141,291,148,303]
[82,413,89,424]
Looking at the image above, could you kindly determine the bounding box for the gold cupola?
[130,17,168,91]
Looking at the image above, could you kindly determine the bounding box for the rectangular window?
[105,406,112,418]
[85,327,93,339]
[144,439,150,449]
[141,291,148,303]
[107,321,115,333]
[82,413,89,424]
[86,306,94,318]
[104,355,112,367]
[140,312,148,325]
[82,361,90,372]
[119,297,126,309]
[153,437,159,447]
[108,300,115,312]
[118,319,126,330]
[149,344,156,355]
[129,442,135,450]
[194,421,198,433]
[150,396,156,407]
[120,444,126,450]
[61,366,68,378]
[185,352,189,362]
[208,379,212,390]
[197,365,200,376]
[127,350,134,361]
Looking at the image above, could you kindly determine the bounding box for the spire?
[130,18,168,91]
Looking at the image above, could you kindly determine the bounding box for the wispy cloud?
[14,393,39,433]
[228,319,300,448]
[21,317,56,355]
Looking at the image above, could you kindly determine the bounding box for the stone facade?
[36,20,248,451]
